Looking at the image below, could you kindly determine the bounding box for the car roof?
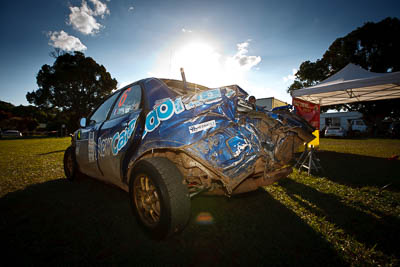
[117,77,249,110]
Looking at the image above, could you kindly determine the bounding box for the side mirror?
[80,118,87,128]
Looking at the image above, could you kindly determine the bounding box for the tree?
[288,17,400,121]
[26,51,117,130]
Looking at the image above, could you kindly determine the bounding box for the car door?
[76,92,120,179]
[97,84,143,185]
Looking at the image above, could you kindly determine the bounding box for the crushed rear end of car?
[130,78,315,196]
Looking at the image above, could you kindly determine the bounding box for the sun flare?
[169,41,242,87]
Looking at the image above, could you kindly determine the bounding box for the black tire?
[129,157,191,239]
[63,146,78,181]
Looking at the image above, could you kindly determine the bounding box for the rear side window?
[110,84,142,120]
[89,93,119,125]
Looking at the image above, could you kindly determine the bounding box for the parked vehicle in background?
[349,119,368,133]
[325,126,346,137]
[0,130,22,138]
[320,112,368,137]
[389,122,400,138]
[63,77,315,239]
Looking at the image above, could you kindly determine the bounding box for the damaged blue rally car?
[64,77,315,238]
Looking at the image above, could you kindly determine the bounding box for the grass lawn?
[0,137,399,266]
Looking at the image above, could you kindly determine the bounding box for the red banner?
[292,98,320,129]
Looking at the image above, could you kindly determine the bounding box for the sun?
[151,39,247,88]
[170,41,241,87]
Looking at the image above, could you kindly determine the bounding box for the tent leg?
[297,145,322,175]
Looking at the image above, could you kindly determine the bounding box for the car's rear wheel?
[63,146,78,181]
[129,157,191,239]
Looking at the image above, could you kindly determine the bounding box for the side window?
[110,85,142,120]
[89,93,119,126]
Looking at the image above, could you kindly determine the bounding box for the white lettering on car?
[110,116,138,155]
[188,120,216,134]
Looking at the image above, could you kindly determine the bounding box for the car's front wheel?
[129,157,191,239]
[63,146,79,181]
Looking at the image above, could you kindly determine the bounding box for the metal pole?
[180,67,188,91]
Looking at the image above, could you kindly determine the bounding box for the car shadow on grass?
[316,151,400,191]
[0,177,345,266]
[37,150,65,156]
[279,178,400,259]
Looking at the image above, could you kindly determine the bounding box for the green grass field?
[0,137,399,266]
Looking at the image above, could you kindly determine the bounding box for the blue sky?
[0,0,399,106]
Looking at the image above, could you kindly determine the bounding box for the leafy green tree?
[0,100,15,112]
[12,105,47,123]
[288,17,400,121]
[26,51,117,130]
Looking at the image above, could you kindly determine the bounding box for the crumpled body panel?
[131,82,315,193]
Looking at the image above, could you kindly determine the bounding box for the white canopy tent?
[291,63,400,106]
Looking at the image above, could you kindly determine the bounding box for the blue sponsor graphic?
[198,88,221,103]
[142,89,222,139]
[174,97,184,114]
[157,98,175,120]
[144,110,160,134]
[184,100,202,110]
[225,88,235,98]
[143,97,181,138]
[111,117,138,155]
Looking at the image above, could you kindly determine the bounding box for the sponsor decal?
[199,89,222,103]
[88,131,95,162]
[142,89,222,139]
[184,100,202,110]
[225,88,235,98]
[98,136,113,158]
[111,117,138,155]
[189,120,216,134]
[174,97,185,114]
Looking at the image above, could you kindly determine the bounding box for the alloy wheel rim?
[133,175,161,227]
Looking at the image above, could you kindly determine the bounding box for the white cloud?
[283,68,297,83]
[89,0,110,17]
[182,28,192,33]
[128,6,134,12]
[68,0,109,35]
[229,41,261,70]
[48,31,87,51]
[150,40,264,92]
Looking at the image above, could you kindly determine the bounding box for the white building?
[320,111,364,131]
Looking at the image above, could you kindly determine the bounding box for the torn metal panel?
[128,80,315,194]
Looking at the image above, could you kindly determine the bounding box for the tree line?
[288,17,400,125]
